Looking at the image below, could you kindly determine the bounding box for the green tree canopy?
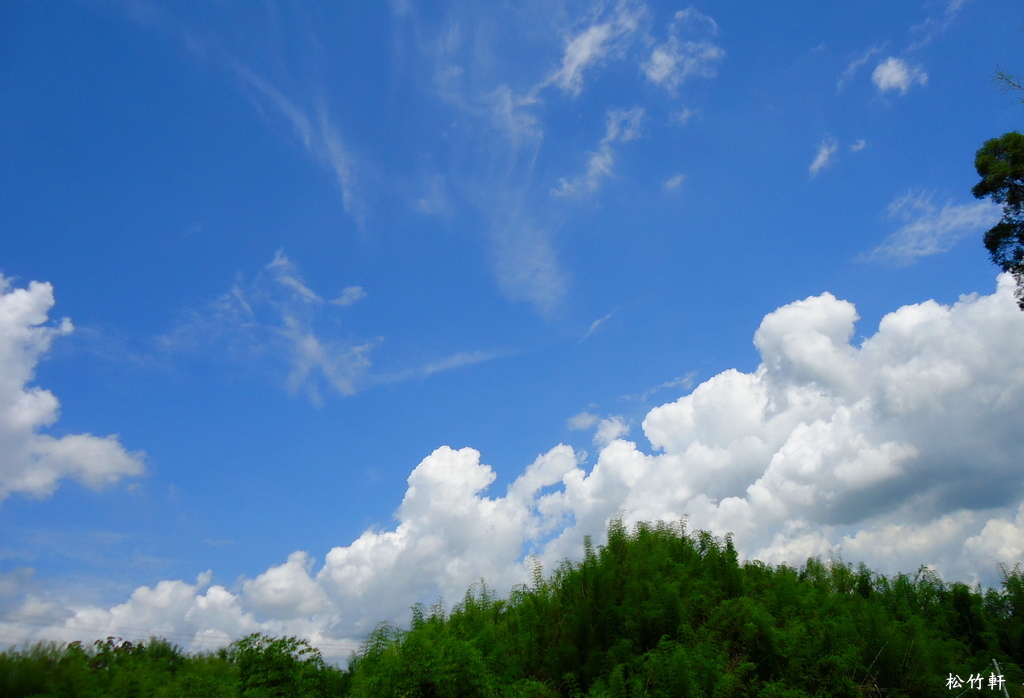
[973,131,1024,308]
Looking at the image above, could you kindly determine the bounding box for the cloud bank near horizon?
[4,273,1024,664]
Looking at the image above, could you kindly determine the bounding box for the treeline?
[0,632,350,697]
[2,519,1023,696]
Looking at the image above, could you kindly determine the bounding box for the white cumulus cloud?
[567,411,600,431]
[0,275,144,503]
[872,57,928,95]
[243,551,330,619]
[594,416,630,446]
[567,411,630,446]
[10,274,1024,662]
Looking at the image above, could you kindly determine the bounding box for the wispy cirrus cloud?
[810,137,867,177]
[541,2,645,97]
[231,63,366,227]
[413,3,726,316]
[664,173,686,190]
[373,350,506,386]
[838,45,885,91]
[331,287,367,307]
[620,373,697,402]
[162,254,503,401]
[674,107,700,125]
[809,138,839,177]
[110,3,368,230]
[579,313,613,342]
[490,218,569,315]
[552,107,644,198]
[550,149,616,198]
[418,10,569,316]
[413,175,452,218]
[642,7,724,95]
[159,251,376,406]
[907,0,970,52]
[861,190,1001,265]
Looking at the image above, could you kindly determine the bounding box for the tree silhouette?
[974,131,1024,308]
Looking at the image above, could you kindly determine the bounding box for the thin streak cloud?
[809,138,838,177]
[862,191,1002,265]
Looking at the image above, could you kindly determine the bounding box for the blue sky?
[2,0,1023,661]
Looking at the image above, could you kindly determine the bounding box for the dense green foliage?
[2,520,1022,696]
[345,520,1024,697]
[973,131,1024,308]
[0,632,349,698]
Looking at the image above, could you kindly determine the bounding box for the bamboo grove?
[2,519,1023,697]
